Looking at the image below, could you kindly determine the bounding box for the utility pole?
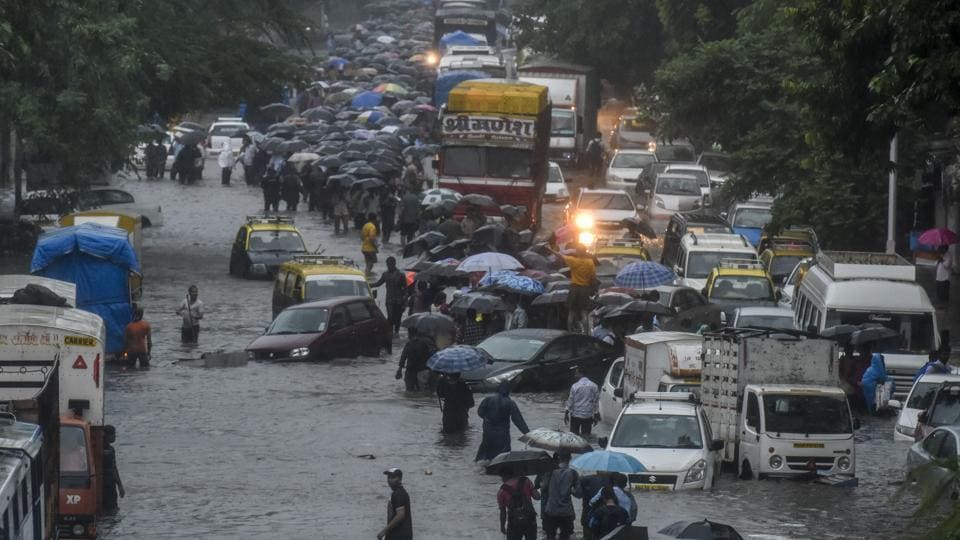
[886,132,898,254]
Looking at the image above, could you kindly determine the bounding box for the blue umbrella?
[613,261,676,289]
[480,271,545,296]
[327,56,350,70]
[351,91,384,109]
[571,450,647,473]
[427,345,491,374]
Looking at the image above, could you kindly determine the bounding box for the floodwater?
[2,165,928,538]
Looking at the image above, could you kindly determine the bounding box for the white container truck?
[701,329,857,481]
[518,61,599,167]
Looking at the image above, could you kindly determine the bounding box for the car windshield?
[249,231,306,252]
[699,154,730,172]
[304,278,369,301]
[210,124,245,136]
[732,207,772,228]
[763,394,852,434]
[269,307,330,334]
[548,166,563,183]
[685,251,756,279]
[579,193,634,211]
[478,335,547,362]
[656,177,701,196]
[770,255,804,281]
[552,110,576,137]
[60,425,89,474]
[612,153,656,169]
[736,314,795,330]
[611,413,703,449]
[442,146,533,178]
[620,117,656,133]
[907,382,941,410]
[666,385,701,400]
[598,255,646,274]
[824,310,935,354]
[656,145,695,162]
[668,169,710,187]
[686,223,733,234]
[930,387,960,426]
[710,276,774,301]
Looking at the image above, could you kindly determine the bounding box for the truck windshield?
[824,310,935,353]
[304,279,369,302]
[551,110,576,137]
[60,425,89,475]
[249,231,306,252]
[268,307,329,334]
[611,153,656,169]
[620,117,656,133]
[442,147,532,178]
[610,414,703,449]
[762,394,852,434]
[686,251,756,279]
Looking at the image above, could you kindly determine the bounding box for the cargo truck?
[438,79,551,228]
[701,329,857,480]
[518,61,599,167]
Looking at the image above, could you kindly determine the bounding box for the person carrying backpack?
[497,466,540,540]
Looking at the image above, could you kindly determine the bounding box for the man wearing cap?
[379,468,412,540]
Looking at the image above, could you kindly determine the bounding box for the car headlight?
[837,456,851,471]
[769,454,783,470]
[290,347,310,358]
[72,525,85,536]
[895,424,914,436]
[485,368,524,385]
[574,213,594,230]
[683,459,706,483]
[247,351,256,360]
[647,141,657,151]
[251,263,267,275]
[578,231,595,246]
[655,197,665,209]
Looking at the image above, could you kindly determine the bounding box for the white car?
[603,392,722,491]
[894,374,960,441]
[207,118,249,155]
[663,164,712,207]
[79,189,164,227]
[606,149,657,192]
[697,151,731,188]
[566,188,639,232]
[545,162,569,202]
[644,174,704,230]
[731,306,796,331]
[419,188,462,207]
[907,425,960,499]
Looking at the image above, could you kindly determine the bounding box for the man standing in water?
[176,285,203,343]
[475,382,530,462]
[564,366,600,436]
[436,372,474,434]
[122,306,152,368]
[371,256,408,336]
[378,468,412,540]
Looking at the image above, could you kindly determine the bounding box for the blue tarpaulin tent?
[434,71,490,107]
[351,91,384,109]
[31,223,141,354]
[439,30,483,51]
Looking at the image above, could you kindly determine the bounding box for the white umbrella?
[287,152,321,163]
[376,35,396,44]
[457,252,523,273]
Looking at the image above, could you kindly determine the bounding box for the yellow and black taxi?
[759,241,816,287]
[593,238,651,286]
[701,259,779,322]
[229,215,307,279]
[272,255,372,318]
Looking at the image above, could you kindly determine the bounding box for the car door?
[537,336,579,389]
[326,306,353,359]
[599,359,625,424]
[910,429,947,482]
[701,409,720,488]
[739,391,762,477]
[345,301,374,356]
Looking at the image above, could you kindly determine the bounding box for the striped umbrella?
[426,345,491,373]
[613,261,676,289]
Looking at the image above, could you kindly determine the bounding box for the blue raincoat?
[474,382,530,461]
[861,353,890,413]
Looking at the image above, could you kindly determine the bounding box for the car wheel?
[739,460,753,481]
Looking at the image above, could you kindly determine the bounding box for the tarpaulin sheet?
[439,30,483,51]
[434,71,490,107]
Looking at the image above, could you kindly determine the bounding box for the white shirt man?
[564,368,600,436]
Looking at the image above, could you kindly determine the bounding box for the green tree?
[655,0,747,56]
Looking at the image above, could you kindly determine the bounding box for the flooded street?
[2,167,923,539]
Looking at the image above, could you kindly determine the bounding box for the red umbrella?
[918,228,959,247]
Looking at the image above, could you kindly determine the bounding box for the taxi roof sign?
[717,259,765,271]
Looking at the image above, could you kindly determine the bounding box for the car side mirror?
[775,289,782,301]
[720,211,728,220]
[853,418,861,430]
[888,399,902,410]
[613,388,623,398]
[918,411,929,424]
[710,439,724,451]
[264,326,270,333]
[598,437,608,449]
[701,288,708,297]
[371,289,378,299]
[674,266,683,277]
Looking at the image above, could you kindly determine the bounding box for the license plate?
[631,483,670,491]
[793,442,825,448]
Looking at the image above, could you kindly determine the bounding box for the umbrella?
[317,155,345,169]
[531,289,569,306]
[402,313,457,336]
[480,273,545,296]
[414,103,437,112]
[376,35,396,44]
[614,261,676,289]
[260,103,294,118]
[177,130,204,146]
[571,450,646,473]
[850,326,899,346]
[351,91,384,109]
[399,113,419,125]
[620,217,658,239]
[327,56,351,70]
[343,164,382,179]
[596,292,636,307]
[449,292,509,315]
[351,177,385,191]
[659,519,744,540]
[472,223,505,246]
[500,205,526,219]
[485,450,557,476]
[287,152,320,163]
[415,260,467,281]
[545,279,571,292]
[326,173,357,189]
[301,107,335,123]
[608,299,675,317]
[374,82,407,94]
[427,345,491,373]
[519,429,592,453]
[458,253,523,273]
[517,251,554,272]
[819,324,866,340]
[918,227,958,246]
[277,140,308,153]
[460,193,498,208]
[357,110,385,125]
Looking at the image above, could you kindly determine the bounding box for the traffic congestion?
[0,0,958,539]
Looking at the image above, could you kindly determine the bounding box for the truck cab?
[59,414,98,539]
[737,385,856,479]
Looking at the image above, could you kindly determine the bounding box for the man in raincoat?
[475,382,530,462]
[861,353,894,414]
[218,141,235,185]
[437,372,474,434]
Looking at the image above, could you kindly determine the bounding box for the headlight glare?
[574,213,594,230]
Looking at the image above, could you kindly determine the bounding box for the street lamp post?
[886,132,898,254]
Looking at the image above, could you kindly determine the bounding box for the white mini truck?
[701,329,857,480]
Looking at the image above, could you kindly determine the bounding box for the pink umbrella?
[918,228,959,247]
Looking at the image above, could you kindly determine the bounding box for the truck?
[600,332,703,424]
[701,329,857,481]
[438,79,551,228]
[0,275,111,539]
[518,61,599,167]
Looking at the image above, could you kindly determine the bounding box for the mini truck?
[701,329,856,480]
[438,79,551,228]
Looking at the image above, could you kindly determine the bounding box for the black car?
[462,329,617,392]
[228,217,308,279]
[660,211,734,269]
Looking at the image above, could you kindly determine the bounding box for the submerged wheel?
[739,460,753,481]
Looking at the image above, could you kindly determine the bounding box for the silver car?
[907,425,960,499]
[646,174,704,227]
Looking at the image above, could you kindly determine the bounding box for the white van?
[673,232,758,291]
[793,251,939,399]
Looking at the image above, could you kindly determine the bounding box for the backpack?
[504,478,537,529]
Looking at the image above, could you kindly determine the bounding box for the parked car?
[207,117,249,154]
[229,216,307,278]
[895,374,960,442]
[602,392,723,491]
[606,149,657,192]
[906,425,960,499]
[545,161,570,202]
[915,380,960,441]
[245,296,391,361]
[566,188,640,232]
[731,306,796,331]
[660,212,734,269]
[724,198,774,246]
[643,174,704,231]
[19,188,164,227]
[462,329,617,392]
[663,164,712,207]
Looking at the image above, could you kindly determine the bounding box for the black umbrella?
[545,279,571,292]
[460,194,498,208]
[347,140,375,152]
[343,165,383,179]
[472,223,505,246]
[449,292,509,315]
[326,174,357,189]
[351,177,385,191]
[177,130,204,146]
[500,204,526,219]
[402,313,457,336]
[261,103,294,118]
[338,150,367,162]
[485,450,557,476]
[323,132,351,142]
[278,140,309,153]
[531,289,569,306]
[415,261,467,281]
[317,155,346,169]
[426,200,458,219]
[429,240,470,261]
[608,300,675,317]
[517,251,553,272]
[403,231,448,258]
[620,217,658,239]
[596,292,637,307]
[659,519,744,540]
[369,160,401,175]
[301,107,335,122]
[850,326,899,346]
